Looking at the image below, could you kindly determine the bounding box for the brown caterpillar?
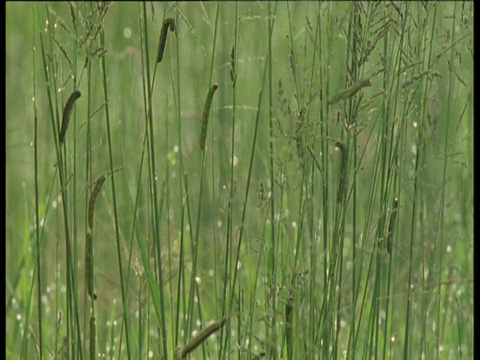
[156,18,176,63]
[59,90,81,143]
[199,83,218,151]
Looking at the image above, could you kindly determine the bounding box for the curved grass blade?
[199,83,218,151]
[59,90,81,143]
[156,18,176,63]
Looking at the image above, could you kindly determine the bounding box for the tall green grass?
[6,2,473,359]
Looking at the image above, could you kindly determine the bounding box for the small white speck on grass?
[174,145,179,153]
[217,220,222,227]
[446,245,452,252]
[195,276,201,284]
[123,27,132,38]
[232,155,239,166]
[208,269,214,276]
[237,261,242,270]
[148,350,153,358]
[291,221,297,228]
[411,144,417,154]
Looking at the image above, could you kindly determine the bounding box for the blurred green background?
[6,2,473,359]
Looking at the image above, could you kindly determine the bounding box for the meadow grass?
[6,2,473,359]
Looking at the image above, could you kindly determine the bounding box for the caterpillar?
[285,293,294,360]
[89,316,96,359]
[386,197,398,254]
[85,231,97,300]
[156,18,176,63]
[88,175,106,231]
[199,83,218,151]
[59,90,81,143]
[335,141,349,206]
[175,317,227,359]
[327,78,372,105]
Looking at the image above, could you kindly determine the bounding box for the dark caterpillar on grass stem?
[89,316,96,359]
[174,317,227,359]
[88,175,106,231]
[386,197,398,254]
[199,83,218,152]
[85,231,97,300]
[60,90,81,143]
[156,18,176,63]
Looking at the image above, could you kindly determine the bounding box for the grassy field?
[6,2,473,359]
